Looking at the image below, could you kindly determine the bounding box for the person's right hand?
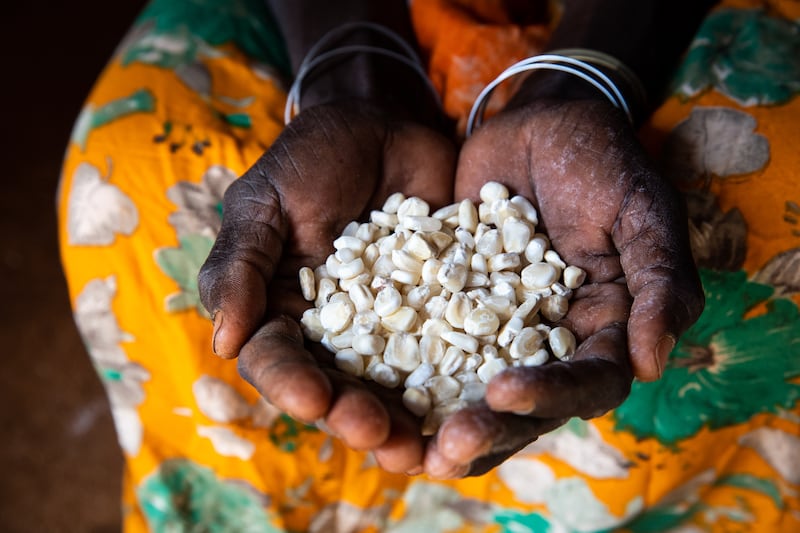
[198,102,455,473]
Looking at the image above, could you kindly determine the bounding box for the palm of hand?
[200,104,455,473]
[422,100,703,477]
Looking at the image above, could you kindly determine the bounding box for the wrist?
[299,52,443,128]
[284,22,446,131]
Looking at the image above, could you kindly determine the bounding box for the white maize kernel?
[521,349,550,367]
[370,210,398,228]
[477,358,508,383]
[497,316,524,348]
[356,222,379,243]
[463,308,500,336]
[341,221,359,237]
[509,195,539,225]
[419,335,446,365]
[441,331,480,354]
[502,217,531,253]
[319,299,354,333]
[330,330,354,350]
[459,381,487,403]
[421,258,443,284]
[458,199,478,232]
[333,235,366,255]
[405,284,431,310]
[563,265,586,289]
[351,310,380,335]
[402,215,442,232]
[383,333,421,372]
[391,249,423,273]
[549,327,576,360]
[509,327,544,359]
[339,272,372,292]
[403,387,431,416]
[374,286,402,317]
[488,253,520,272]
[544,250,567,269]
[470,253,488,274]
[348,284,374,313]
[390,269,421,285]
[425,375,462,404]
[299,267,316,301]
[524,236,548,263]
[475,229,503,256]
[454,227,476,249]
[541,294,569,322]
[436,263,467,292]
[338,257,365,279]
[381,306,418,333]
[480,181,509,204]
[445,292,471,329]
[335,349,364,376]
[382,192,406,214]
[432,203,459,220]
[405,233,435,260]
[521,262,559,289]
[463,353,483,372]
[397,197,430,220]
[512,295,542,323]
[404,362,436,389]
[424,295,448,319]
[368,362,401,388]
[427,231,454,254]
[300,308,325,342]
[371,255,395,278]
[352,334,385,356]
[490,199,521,228]
[439,346,466,376]
[421,318,452,337]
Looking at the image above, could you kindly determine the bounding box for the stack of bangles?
[285,23,647,134]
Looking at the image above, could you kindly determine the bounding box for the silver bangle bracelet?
[466,50,643,135]
[284,22,440,124]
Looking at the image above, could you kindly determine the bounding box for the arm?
[432,0,710,478]
[511,0,718,121]
[266,0,442,128]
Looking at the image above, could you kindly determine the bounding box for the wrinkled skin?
[199,103,455,473]
[198,99,704,478]
[425,99,704,477]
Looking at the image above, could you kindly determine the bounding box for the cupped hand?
[198,102,456,473]
[424,98,704,478]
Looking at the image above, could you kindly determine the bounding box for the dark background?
[2,1,148,531]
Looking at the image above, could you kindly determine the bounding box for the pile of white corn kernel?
[299,182,585,435]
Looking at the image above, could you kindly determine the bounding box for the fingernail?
[654,334,676,378]
[405,466,424,476]
[212,312,224,356]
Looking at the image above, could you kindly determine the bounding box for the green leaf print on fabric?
[134,0,290,76]
[138,458,283,533]
[716,474,783,510]
[155,234,215,317]
[672,9,800,106]
[269,414,318,453]
[71,89,156,150]
[614,269,800,445]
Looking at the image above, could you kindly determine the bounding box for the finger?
[425,405,564,478]
[372,401,425,474]
[382,122,456,208]
[237,316,332,423]
[614,176,705,381]
[198,173,287,358]
[485,324,632,418]
[322,375,392,451]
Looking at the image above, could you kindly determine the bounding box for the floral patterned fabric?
[58,0,800,531]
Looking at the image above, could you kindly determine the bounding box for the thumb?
[198,171,287,358]
[616,175,704,381]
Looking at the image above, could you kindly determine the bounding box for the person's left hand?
[422,98,704,478]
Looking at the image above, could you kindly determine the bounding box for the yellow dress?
[58,0,800,530]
